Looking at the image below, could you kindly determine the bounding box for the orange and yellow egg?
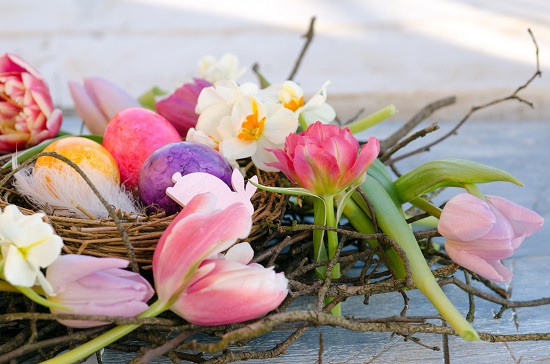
[35,136,120,184]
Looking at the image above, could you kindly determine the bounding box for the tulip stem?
[41,300,168,364]
[410,197,442,219]
[324,194,341,316]
[359,175,479,341]
[347,105,397,134]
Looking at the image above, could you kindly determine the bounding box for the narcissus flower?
[198,53,246,83]
[46,254,154,328]
[69,76,139,135]
[262,80,336,126]
[191,80,298,170]
[438,193,544,282]
[0,53,62,152]
[0,205,63,295]
[267,121,380,197]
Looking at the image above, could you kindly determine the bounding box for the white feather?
[12,160,139,219]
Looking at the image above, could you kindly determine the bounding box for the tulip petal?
[438,193,496,241]
[224,242,254,264]
[69,81,109,135]
[445,243,513,282]
[153,194,252,302]
[173,259,287,325]
[84,77,139,120]
[486,195,544,245]
[47,255,130,292]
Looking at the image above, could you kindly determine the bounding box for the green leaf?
[137,86,168,111]
[394,158,523,203]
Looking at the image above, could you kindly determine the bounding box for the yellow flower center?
[283,96,304,112]
[280,84,305,112]
[237,100,266,141]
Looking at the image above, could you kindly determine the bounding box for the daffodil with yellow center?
[237,99,266,141]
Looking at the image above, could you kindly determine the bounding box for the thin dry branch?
[387,28,542,164]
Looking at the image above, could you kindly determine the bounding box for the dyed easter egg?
[103,107,181,191]
[138,141,233,215]
[35,136,120,184]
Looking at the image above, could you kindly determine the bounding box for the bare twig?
[388,28,542,164]
[288,17,316,81]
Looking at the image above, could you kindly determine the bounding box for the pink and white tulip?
[267,121,380,197]
[69,76,139,135]
[438,193,544,282]
[153,193,288,325]
[0,53,62,153]
[46,254,154,328]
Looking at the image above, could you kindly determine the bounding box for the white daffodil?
[217,95,297,171]
[198,53,247,83]
[262,80,336,128]
[191,80,297,171]
[0,205,63,295]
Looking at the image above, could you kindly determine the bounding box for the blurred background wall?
[2,0,549,122]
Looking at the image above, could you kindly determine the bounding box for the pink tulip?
[69,76,139,135]
[438,193,544,282]
[267,121,380,196]
[155,78,212,137]
[46,254,154,328]
[0,53,62,153]
[153,193,288,325]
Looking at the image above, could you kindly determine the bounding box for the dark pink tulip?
[69,76,139,135]
[46,254,154,328]
[438,193,544,282]
[267,121,380,196]
[153,193,288,325]
[155,78,212,137]
[0,53,62,153]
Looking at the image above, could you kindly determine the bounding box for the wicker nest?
[0,153,286,270]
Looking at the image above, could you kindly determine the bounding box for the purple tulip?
[155,78,212,137]
[0,53,62,153]
[46,254,154,328]
[438,193,544,282]
[69,77,139,135]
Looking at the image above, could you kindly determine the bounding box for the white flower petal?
[4,244,37,287]
[220,137,257,161]
[262,107,298,144]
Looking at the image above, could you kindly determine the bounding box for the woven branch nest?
[0,153,286,270]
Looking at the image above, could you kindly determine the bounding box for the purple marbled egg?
[138,141,233,215]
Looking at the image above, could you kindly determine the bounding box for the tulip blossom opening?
[267,121,380,197]
[153,193,288,325]
[0,53,62,152]
[438,193,544,282]
[46,255,154,328]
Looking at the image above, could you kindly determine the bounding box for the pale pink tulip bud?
[267,121,380,196]
[69,77,139,135]
[438,193,544,282]
[155,78,211,137]
[46,254,154,328]
[0,53,62,153]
